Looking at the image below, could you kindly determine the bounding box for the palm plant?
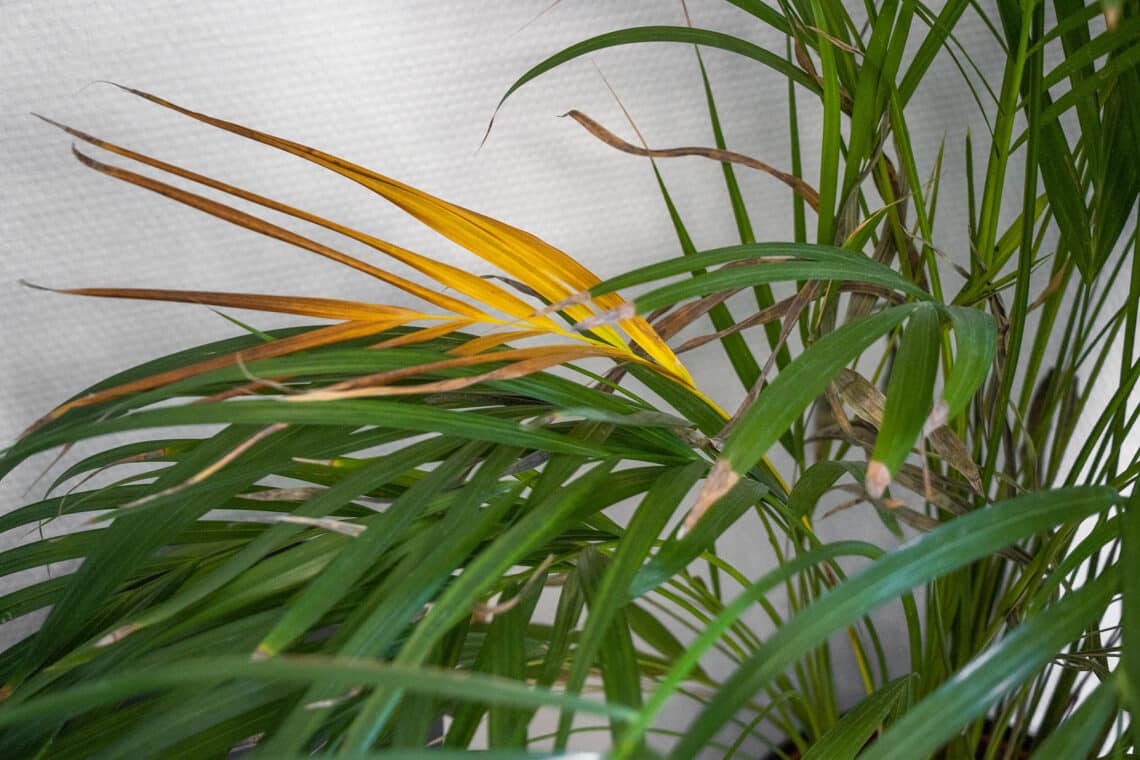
[2,1,1138,757]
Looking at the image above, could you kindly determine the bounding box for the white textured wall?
[1,1,1011,737]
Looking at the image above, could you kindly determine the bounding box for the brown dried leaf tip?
[681,459,740,538]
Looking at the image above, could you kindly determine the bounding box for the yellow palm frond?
[28,92,709,435]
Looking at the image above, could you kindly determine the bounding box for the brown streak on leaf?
[794,40,854,114]
[33,284,424,323]
[25,320,400,432]
[118,423,288,512]
[287,348,616,402]
[471,554,556,621]
[239,486,326,502]
[674,296,794,355]
[652,289,744,341]
[36,114,549,324]
[68,146,485,318]
[1029,267,1068,312]
[721,281,820,440]
[198,378,292,405]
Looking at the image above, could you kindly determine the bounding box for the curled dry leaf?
[564,109,821,211]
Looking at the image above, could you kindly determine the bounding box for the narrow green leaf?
[787,460,864,522]
[1033,107,1093,277]
[252,450,526,755]
[630,260,928,314]
[648,140,760,391]
[1123,490,1140,718]
[254,442,488,658]
[801,674,916,760]
[810,0,842,241]
[341,460,626,748]
[1039,39,1140,126]
[15,424,305,681]
[785,459,903,537]
[1093,62,1140,269]
[695,47,755,246]
[493,27,817,124]
[1041,16,1140,91]
[940,306,997,421]
[485,578,545,748]
[664,486,1117,758]
[0,576,69,624]
[557,462,703,746]
[0,656,636,729]
[47,438,192,494]
[90,682,287,760]
[840,0,908,208]
[268,753,569,760]
[588,242,928,300]
[625,601,692,667]
[860,568,1118,759]
[613,540,887,759]
[721,305,916,478]
[0,484,148,537]
[898,0,971,104]
[723,0,793,34]
[6,398,618,468]
[1031,678,1117,760]
[575,548,643,748]
[868,303,942,496]
[527,572,584,739]
[630,476,765,598]
[99,435,461,644]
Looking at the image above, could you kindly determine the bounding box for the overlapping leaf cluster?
[1,1,1138,758]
